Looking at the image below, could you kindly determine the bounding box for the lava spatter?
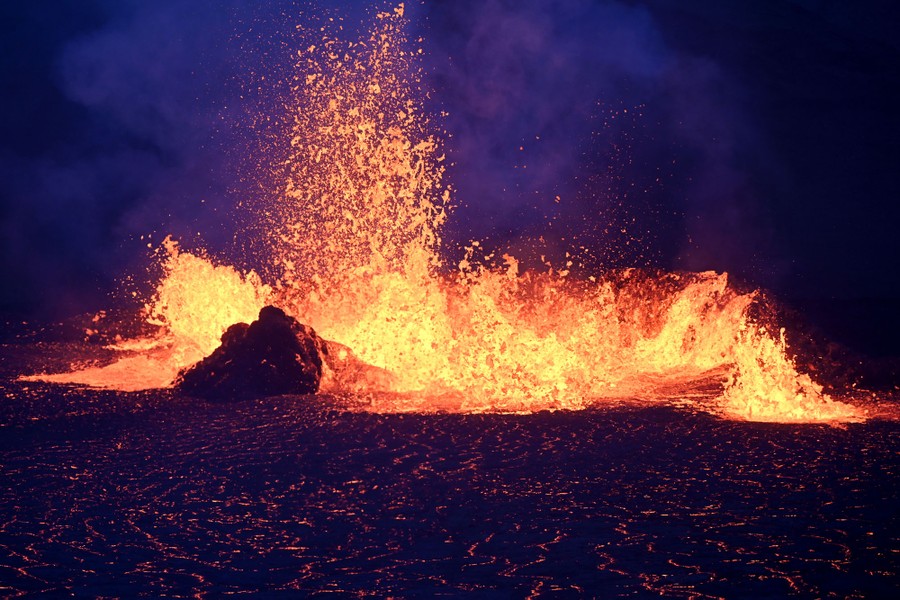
[27,4,865,424]
[28,238,271,391]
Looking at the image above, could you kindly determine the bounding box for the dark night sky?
[2,1,899,354]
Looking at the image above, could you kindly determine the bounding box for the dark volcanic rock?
[175,306,325,400]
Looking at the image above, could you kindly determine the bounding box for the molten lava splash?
[269,3,449,288]
[283,259,862,421]
[32,238,271,391]
[721,326,862,423]
[33,5,864,423]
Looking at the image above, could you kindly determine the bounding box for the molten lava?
[35,238,271,391]
[28,4,865,424]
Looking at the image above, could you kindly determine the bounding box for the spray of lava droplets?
[31,4,865,424]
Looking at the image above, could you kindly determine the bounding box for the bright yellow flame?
[31,5,865,424]
[30,238,271,391]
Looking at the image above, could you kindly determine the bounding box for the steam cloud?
[415,0,773,276]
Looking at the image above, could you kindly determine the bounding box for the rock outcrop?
[176,306,325,400]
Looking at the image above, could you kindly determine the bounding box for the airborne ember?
[26,5,867,424]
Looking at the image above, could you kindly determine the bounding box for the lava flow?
[29,4,865,424]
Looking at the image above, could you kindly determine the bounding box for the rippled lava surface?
[1,345,898,597]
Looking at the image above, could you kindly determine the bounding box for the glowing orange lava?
[33,238,271,391]
[28,4,865,424]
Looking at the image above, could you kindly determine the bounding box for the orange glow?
[30,5,865,423]
[30,237,271,391]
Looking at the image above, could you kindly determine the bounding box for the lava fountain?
[28,4,865,424]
